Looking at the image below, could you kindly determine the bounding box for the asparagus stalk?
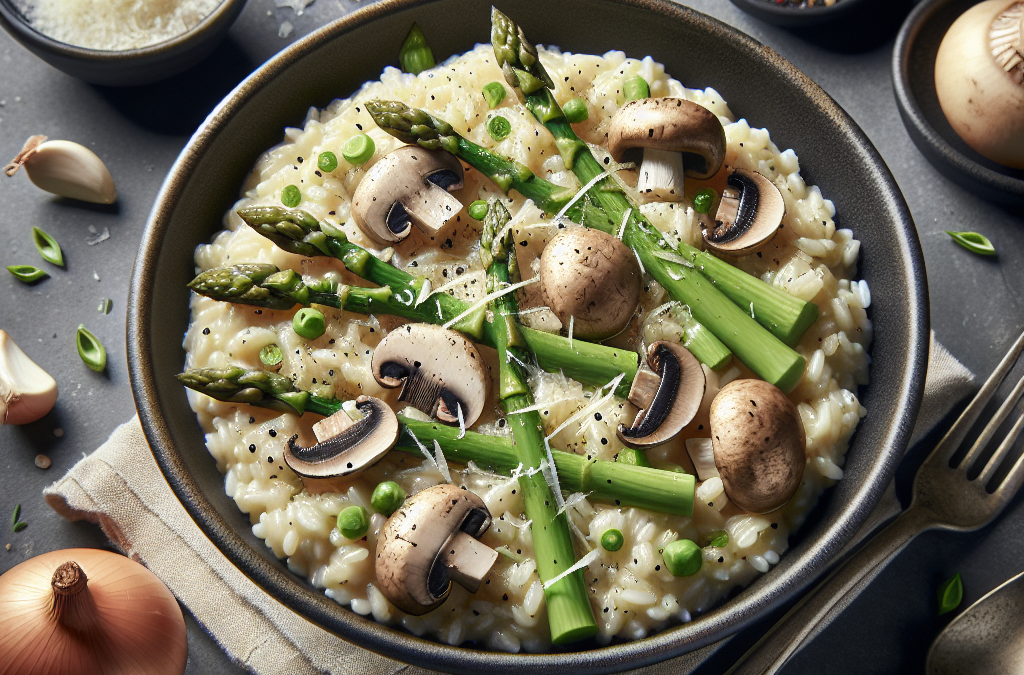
[482,199,597,644]
[366,104,731,369]
[176,366,695,515]
[236,206,637,396]
[490,8,806,391]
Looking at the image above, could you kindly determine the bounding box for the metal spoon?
[926,570,1024,674]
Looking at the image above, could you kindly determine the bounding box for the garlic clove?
[4,135,117,204]
[1,329,59,425]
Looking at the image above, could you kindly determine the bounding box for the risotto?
[183,40,870,652]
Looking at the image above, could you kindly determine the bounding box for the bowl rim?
[892,0,1024,205]
[0,0,246,60]
[727,0,874,26]
[128,0,929,671]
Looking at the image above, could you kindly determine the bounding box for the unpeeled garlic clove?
[0,329,59,425]
[4,135,117,204]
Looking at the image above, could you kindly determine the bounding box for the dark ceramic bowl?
[0,0,246,86]
[728,0,877,28]
[893,0,1024,207]
[128,0,929,672]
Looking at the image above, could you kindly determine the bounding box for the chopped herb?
[488,115,512,142]
[705,530,729,548]
[76,325,107,372]
[946,231,996,256]
[7,265,47,283]
[32,227,64,266]
[11,504,21,528]
[13,521,26,533]
[693,188,717,215]
[938,573,963,615]
[98,297,112,314]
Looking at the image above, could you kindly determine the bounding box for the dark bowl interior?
[0,0,246,86]
[727,0,875,28]
[893,0,1024,207]
[128,0,929,672]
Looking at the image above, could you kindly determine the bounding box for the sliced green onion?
[32,227,64,266]
[693,188,717,214]
[11,504,21,529]
[482,81,507,108]
[337,505,370,540]
[342,134,375,166]
[947,231,996,256]
[600,528,624,552]
[76,325,107,372]
[293,308,325,339]
[318,151,338,173]
[399,23,435,75]
[468,200,489,220]
[705,530,729,548]
[616,447,650,467]
[259,343,283,368]
[937,573,963,615]
[281,185,301,208]
[98,297,112,314]
[488,115,512,142]
[13,521,26,533]
[7,265,47,283]
[562,98,589,124]
[623,75,650,101]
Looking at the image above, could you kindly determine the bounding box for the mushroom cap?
[539,227,642,340]
[371,323,488,426]
[283,396,399,495]
[702,168,786,256]
[709,379,805,513]
[351,146,465,246]
[606,98,727,179]
[375,484,492,615]
[617,341,705,448]
[934,0,1024,169]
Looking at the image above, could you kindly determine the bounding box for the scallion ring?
[76,325,107,372]
[482,82,506,109]
[342,134,375,166]
[946,231,996,256]
[488,115,512,142]
[32,227,64,267]
[7,265,47,283]
[260,343,283,368]
[937,573,963,615]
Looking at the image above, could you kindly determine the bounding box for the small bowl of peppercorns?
[729,0,881,29]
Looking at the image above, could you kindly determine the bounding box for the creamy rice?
[184,43,871,651]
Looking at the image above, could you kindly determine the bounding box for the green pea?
[292,308,325,339]
[399,23,435,75]
[7,265,47,283]
[370,481,406,516]
[488,115,512,142]
[337,505,370,540]
[281,185,301,208]
[663,538,702,577]
[318,151,338,172]
[693,188,717,214]
[616,447,650,467]
[32,227,64,267]
[468,200,489,220]
[600,528,624,552]
[937,573,963,615]
[705,530,729,548]
[562,97,589,124]
[342,134,375,166]
[623,75,650,101]
[259,343,283,368]
[482,81,507,109]
[76,325,107,372]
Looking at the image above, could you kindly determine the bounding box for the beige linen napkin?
[43,333,973,675]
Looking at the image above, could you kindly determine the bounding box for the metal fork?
[728,329,1024,675]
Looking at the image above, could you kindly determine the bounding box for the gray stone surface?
[0,0,1021,673]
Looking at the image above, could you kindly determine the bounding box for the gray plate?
[127,0,929,672]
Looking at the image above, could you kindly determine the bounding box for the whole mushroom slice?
[709,379,805,513]
[539,227,642,340]
[283,396,399,494]
[352,146,465,246]
[607,98,727,203]
[371,323,488,427]
[702,168,786,256]
[617,341,705,448]
[376,483,499,615]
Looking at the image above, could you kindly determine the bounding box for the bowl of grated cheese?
[0,0,247,86]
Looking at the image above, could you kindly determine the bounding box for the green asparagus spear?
[490,8,806,391]
[176,366,695,516]
[482,198,597,644]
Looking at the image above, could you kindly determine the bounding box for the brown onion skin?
[0,548,187,675]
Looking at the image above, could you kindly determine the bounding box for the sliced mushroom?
[371,323,488,427]
[283,396,398,494]
[607,98,727,202]
[617,341,705,448]
[375,483,498,615]
[709,379,805,513]
[702,168,786,256]
[539,227,642,340]
[351,146,465,246]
